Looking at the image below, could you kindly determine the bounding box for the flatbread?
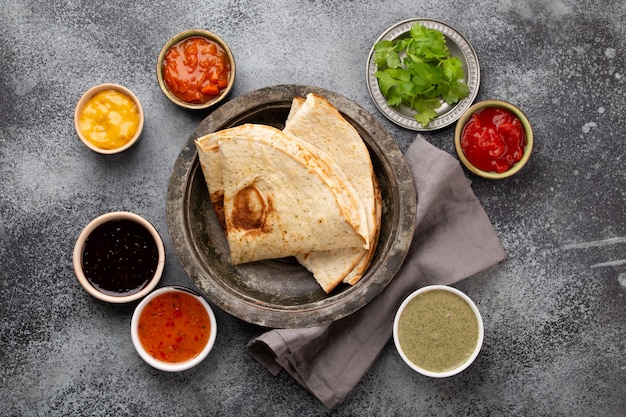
[283,93,381,290]
[196,139,226,228]
[195,124,369,266]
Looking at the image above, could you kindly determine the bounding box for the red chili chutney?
[460,107,526,173]
[162,36,231,104]
[138,291,211,363]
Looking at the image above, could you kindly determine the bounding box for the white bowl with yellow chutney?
[74,83,144,154]
[393,285,484,377]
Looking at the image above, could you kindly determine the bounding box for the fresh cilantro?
[374,23,470,127]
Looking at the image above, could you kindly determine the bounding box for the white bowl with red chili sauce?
[73,211,165,303]
[131,286,218,372]
[156,29,236,110]
[454,100,533,179]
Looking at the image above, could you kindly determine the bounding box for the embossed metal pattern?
[366,18,480,131]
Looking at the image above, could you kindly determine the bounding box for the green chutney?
[398,289,479,373]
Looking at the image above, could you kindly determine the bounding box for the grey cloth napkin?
[247,135,507,409]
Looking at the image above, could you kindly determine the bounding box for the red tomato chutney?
[162,36,231,104]
[137,291,211,363]
[460,107,526,173]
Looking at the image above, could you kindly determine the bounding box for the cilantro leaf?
[373,22,470,127]
[443,79,470,104]
[373,40,401,68]
[407,26,448,61]
[374,71,395,96]
[441,57,465,81]
[385,87,403,107]
[412,99,440,126]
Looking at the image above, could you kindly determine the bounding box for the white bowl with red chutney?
[72,211,165,303]
[393,285,484,378]
[131,286,217,372]
[454,100,533,179]
[156,29,235,110]
[74,83,144,154]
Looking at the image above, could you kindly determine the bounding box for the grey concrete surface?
[1,0,624,416]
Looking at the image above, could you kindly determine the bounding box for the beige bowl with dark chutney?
[393,285,484,377]
[73,211,165,303]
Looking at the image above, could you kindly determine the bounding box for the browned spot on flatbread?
[230,185,271,234]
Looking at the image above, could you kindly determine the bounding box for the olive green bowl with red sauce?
[130,286,218,372]
[72,211,166,303]
[454,100,533,179]
[156,29,236,110]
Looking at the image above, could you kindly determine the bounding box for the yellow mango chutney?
[398,289,479,373]
[79,90,140,150]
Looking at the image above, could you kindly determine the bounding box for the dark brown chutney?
[81,219,159,296]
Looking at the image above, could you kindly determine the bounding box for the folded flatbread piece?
[195,124,369,266]
[284,94,381,291]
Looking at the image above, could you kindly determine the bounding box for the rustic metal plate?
[366,18,480,131]
[166,84,417,328]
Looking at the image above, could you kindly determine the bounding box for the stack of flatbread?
[194,93,381,293]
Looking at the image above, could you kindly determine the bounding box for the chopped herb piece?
[374,23,470,127]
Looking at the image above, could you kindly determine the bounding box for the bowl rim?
[74,83,144,155]
[130,286,218,372]
[454,99,534,179]
[72,211,165,303]
[156,29,236,110]
[393,285,484,378]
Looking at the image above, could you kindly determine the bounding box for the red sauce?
[460,107,526,173]
[162,36,231,104]
[137,291,211,363]
[82,219,158,296]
